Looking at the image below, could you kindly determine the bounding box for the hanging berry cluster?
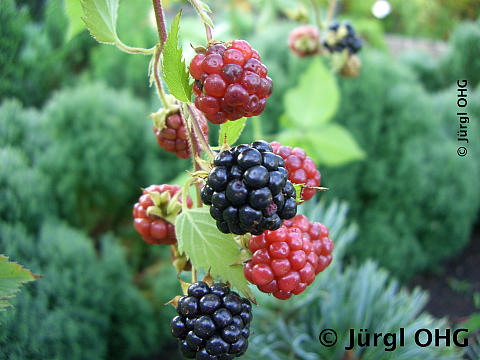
[77,0,364,358]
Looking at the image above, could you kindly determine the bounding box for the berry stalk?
[186,104,216,160]
[150,0,170,109]
[151,0,168,46]
[325,0,338,27]
[152,47,169,109]
[189,0,214,42]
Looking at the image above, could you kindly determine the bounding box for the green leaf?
[277,123,365,167]
[284,58,339,128]
[218,118,247,146]
[0,255,37,311]
[81,0,119,44]
[175,207,254,301]
[65,0,85,41]
[162,11,193,103]
[189,0,214,28]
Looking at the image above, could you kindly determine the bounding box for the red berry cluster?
[288,25,320,58]
[243,214,333,300]
[189,40,273,124]
[133,184,193,245]
[154,112,209,159]
[270,142,321,202]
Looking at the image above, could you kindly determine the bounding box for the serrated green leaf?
[284,58,339,127]
[277,123,365,166]
[65,0,85,41]
[218,118,246,146]
[175,207,254,300]
[81,0,119,44]
[162,11,193,103]
[0,255,37,311]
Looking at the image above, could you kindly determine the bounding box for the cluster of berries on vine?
[190,40,273,124]
[323,21,363,55]
[135,25,336,359]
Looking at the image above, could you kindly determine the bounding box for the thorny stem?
[187,104,216,161]
[182,108,203,208]
[152,0,168,46]
[150,0,169,109]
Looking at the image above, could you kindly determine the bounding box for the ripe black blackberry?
[323,21,362,54]
[201,140,297,235]
[170,281,252,359]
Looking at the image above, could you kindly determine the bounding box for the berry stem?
[182,109,203,208]
[325,0,338,27]
[204,24,213,43]
[116,42,156,55]
[189,0,214,42]
[152,0,168,46]
[310,0,325,30]
[186,104,215,161]
[192,266,197,283]
[151,0,169,109]
[153,46,169,109]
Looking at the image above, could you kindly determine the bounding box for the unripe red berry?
[133,185,193,245]
[154,112,209,159]
[189,40,272,122]
[244,214,333,299]
[288,25,320,58]
[270,142,321,202]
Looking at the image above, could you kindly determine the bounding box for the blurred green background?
[1,0,479,358]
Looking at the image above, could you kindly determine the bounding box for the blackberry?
[202,141,297,235]
[170,282,252,359]
[323,21,362,54]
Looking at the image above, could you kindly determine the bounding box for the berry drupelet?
[170,281,252,359]
[189,40,273,124]
[153,111,209,159]
[244,214,334,300]
[202,141,297,235]
[133,184,193,245]
[323,21,362,54]
[270,142,321,202]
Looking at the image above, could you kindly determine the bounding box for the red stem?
[152,0,168,46]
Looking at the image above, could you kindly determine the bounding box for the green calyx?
[150,94,181,131]
[145,189,183,224]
